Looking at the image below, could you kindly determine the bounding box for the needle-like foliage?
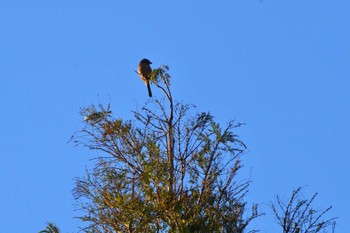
[72,66,261,232]
[39,222,61,233]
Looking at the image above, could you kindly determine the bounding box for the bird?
[138,58,153,97]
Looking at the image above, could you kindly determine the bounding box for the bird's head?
[140,58,152,65]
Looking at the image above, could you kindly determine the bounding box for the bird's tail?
[146,82,152,97]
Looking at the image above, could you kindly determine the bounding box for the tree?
[71,65,261,232]
[42,64,337,232]
[271,187,337,233]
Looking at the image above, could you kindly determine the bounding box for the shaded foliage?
[39,222,60,233]
[271,187,337,233]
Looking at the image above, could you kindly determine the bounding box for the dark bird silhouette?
[138,58,153,97]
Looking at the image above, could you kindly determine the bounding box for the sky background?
[1,0,349,232]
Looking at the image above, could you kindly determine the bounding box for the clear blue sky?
[1,1,349,232]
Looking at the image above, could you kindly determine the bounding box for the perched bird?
[138,58,153,97]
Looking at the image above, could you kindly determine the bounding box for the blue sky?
[1,1,349,232]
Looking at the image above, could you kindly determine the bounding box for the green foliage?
[39,222,60,233]
[73,66,261,232]
[41,64,337,233]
